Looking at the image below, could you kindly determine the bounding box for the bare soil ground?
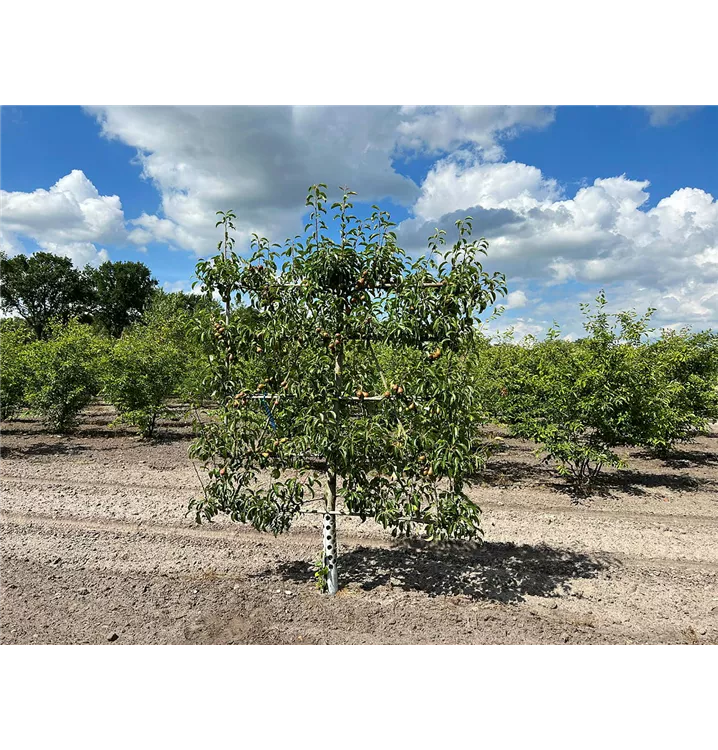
[2,405,717,644]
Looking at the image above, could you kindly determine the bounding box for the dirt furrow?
[4,509,718,575]
[0,510,388,550]
[2,415,717,644]
[0,475,199,492]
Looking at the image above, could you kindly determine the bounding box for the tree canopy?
[85,260,158,337]
[189,186,507,593]
[0,251,90,339]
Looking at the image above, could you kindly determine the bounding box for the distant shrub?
[143,290,219,407]
[101,323,185,438]
[24,321,105,432]
[477,293,718,491]
[638,329,718,454]
[482,294,660,492]
[0,319,34,419]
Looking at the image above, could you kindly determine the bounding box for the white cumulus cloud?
[85,105,557,255]
[161,279,200,295]
[38,241,110,267]
[505,290,529,309]
[1,170,125,245]
[414,156,561,220]
[400,155,718,332]
[0,170,131,266]
[395,106,555,161]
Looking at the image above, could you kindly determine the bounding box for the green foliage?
[24,321,105,432]
[312,551,329,593]
[0,251,91,339]
[147,289,218,319]
[480,293,718,491]
[144,290,221,406]
[189,187,507,557]
[483,294,656,491]
[85,260,158,337]
[638,328,718,453]
[101,322,185,438]
[0,319,34,419]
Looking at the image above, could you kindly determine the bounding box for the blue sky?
[2,105,717,338]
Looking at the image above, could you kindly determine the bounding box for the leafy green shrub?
[477,298,718,491]
[144,290,221,407]
[0,319,34,419]
[638,329,718,453]
[101,323,185,438]
[483,294,659,492]
[24,321,105,432]
[489,332,625,491]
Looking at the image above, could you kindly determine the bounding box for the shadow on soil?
[481,457,714,497]
[633,449,718,469]
[277,540,608,603]
[73,426,191,442]
[603,470,714,496]
[0,421,191,449]
[0,442,93,459]
[481,459,556,486]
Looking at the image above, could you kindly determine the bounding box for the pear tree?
[189,185,506,594]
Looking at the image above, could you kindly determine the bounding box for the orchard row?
[2,282,716,493]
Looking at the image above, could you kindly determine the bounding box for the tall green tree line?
[1,251,158,339]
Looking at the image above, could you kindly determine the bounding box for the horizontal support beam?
[236,394,419,403]
[297,509,434,524]
[232,281,446,292]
